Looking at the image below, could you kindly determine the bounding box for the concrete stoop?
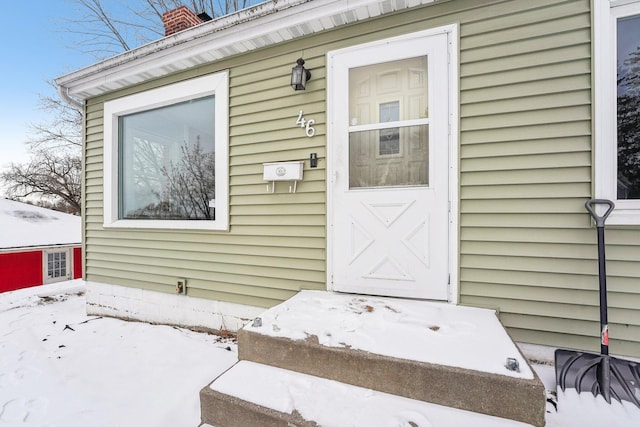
[200,292,546,427]
[201,376,318,427]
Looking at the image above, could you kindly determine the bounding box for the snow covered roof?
[0,199,81,250]
[56,0,435,100]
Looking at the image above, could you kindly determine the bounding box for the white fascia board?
[56,0,434,99]
[0,243,80,254]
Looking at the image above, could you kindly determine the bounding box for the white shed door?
[328,30,451,300]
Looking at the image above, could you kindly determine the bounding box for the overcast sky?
[0,1,92,191]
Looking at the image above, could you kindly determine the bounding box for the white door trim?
[326,24,459,302]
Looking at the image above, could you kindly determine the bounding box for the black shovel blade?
[555,349,640,408]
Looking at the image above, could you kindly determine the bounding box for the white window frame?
[595,0,640,224]
[43,248,72,284]
[103,72,229,230]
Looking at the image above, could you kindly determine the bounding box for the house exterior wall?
[81,0,640,357]
[84,59,327,309]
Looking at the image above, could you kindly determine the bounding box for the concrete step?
[236,291,545,426]
[201,360,536,427]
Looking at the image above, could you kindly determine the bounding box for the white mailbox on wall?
[263,161,304,193]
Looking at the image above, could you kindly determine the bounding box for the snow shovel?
[555,199,640,407]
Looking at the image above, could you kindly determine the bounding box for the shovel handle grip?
[585,199,615,227]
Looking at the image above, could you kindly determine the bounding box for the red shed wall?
[73,247,82,279]
[0,251,43,292]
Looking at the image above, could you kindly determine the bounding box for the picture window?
[103,72,229,230]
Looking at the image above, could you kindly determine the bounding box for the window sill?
[606,209,640,226]
[103,219,229,231]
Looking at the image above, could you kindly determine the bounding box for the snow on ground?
[534,363,640,427]
[2,281,640,426]
[0,199,80,249]
[0,280,236,426]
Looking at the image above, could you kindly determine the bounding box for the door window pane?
[350,125,429,188]
[349,57,428,125]
[119,96,216,219]
[617,13,640,199]
[348,56,429,188]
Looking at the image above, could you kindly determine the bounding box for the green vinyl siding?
[83,53,328,307]
[458,0,640,357]
[81,0,640,357]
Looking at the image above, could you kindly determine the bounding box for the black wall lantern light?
[291,58,312,91]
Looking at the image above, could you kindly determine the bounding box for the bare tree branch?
[1,80,82,212]
[63,0,267,59]
[27,82,83,151]
[1,149,82,214]
[3,0,265,211]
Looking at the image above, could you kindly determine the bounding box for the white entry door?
[328,29,453,300]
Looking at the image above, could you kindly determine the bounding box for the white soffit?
[56,0,436,100]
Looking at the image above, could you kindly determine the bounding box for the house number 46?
[296,110,315,138]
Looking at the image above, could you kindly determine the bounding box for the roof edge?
[55,0,310,87]
[56,0,436,99]
[0,243,81,253]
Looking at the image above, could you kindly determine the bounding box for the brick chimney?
[162,6,205,37]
